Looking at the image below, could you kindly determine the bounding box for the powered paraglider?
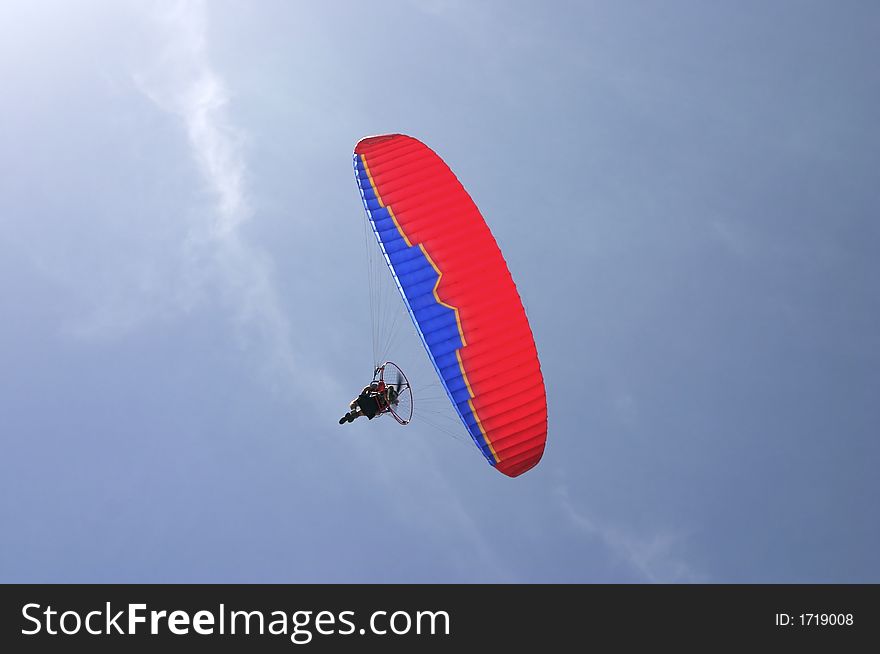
[352,134,547,477]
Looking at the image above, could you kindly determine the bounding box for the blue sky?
[1,1,878,583]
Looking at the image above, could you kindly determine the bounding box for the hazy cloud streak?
[134,0,299,390]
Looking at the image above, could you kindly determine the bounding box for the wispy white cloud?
[556,482,705,582]
[122,0,305,392]
[135,1,247,238]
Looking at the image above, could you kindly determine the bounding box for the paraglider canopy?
[353,134,547,477]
